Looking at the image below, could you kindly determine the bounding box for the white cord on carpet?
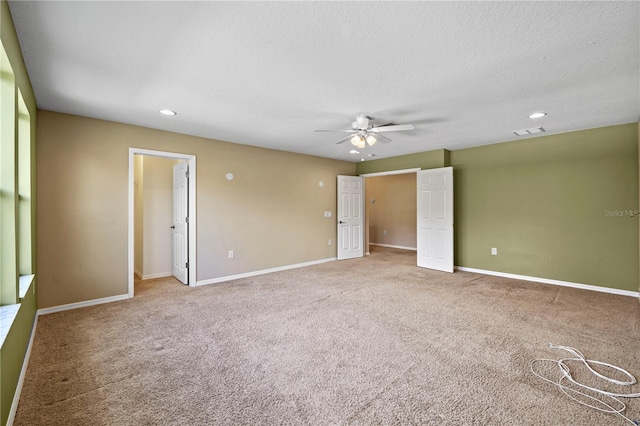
[531,343,640,425]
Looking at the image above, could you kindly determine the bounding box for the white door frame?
[128,148,197,297]
[359,168,421,178]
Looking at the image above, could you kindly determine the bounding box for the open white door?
[417,167,454,273]
[173,161,189,284]
[337,175,364,260]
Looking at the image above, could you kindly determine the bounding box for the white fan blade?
[371,124,415,133]
[335,135,354,145]
[313,129,356,133]
[374,133,392,143]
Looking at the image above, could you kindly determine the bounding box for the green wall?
[451,124,638,291]
[0,283,36,426]
[358,124,639,292]
[1,1,38,424]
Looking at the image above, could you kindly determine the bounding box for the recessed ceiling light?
[360,158,365,162]
[528,112,547,119]
[159,109,177,116]
[349,150,360,154]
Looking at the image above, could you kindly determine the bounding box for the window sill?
[19,274,35,299]
[0,304,21,348]
[1,275,35,348]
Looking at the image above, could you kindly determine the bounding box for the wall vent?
[513,127,545,136]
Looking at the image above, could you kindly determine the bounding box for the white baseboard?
[196,257,337,286]
[139,272,173,280]
[37,293,130,316]
[455,266,640,298]
[370,243,417,251]
[7,312,38,426]
[134,269,143,280]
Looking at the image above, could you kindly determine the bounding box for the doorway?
[128,148,197,297]
[361,168,421,256]
[359,167,454,273]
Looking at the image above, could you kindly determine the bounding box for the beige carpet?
[14,247,640,425]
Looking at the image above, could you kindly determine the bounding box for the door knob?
[339,221,346,224]
[170,226,175,229]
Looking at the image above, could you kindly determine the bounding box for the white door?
[417,167,454,272]
[173,161,189,284]
[337,175,364,260]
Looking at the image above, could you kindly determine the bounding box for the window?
[0,41,34,308]
[1,40,18,306]
[18,89,33,280]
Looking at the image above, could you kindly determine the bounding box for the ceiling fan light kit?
[350,134,366,149]
[350,132,377,149]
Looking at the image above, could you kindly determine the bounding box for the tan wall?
[365,173,417,249]
[37,111,355,308]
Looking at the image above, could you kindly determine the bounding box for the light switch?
[324,211,332,218]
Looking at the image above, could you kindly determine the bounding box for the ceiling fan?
[313,115,415,149]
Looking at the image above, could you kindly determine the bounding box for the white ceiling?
[8,1,640,162]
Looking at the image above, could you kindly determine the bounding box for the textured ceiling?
[8,1,640,162]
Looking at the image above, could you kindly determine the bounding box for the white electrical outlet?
[383,230,387,235]
[228,250,234,259]
[328,239,332,246]
[491,248,497,256]
[324,211,332,218]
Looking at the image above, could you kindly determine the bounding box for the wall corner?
[442,149,451,167]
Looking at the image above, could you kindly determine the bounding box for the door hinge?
[185,216,189,223]
[185,170,189,178]
[185,262,189,269]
